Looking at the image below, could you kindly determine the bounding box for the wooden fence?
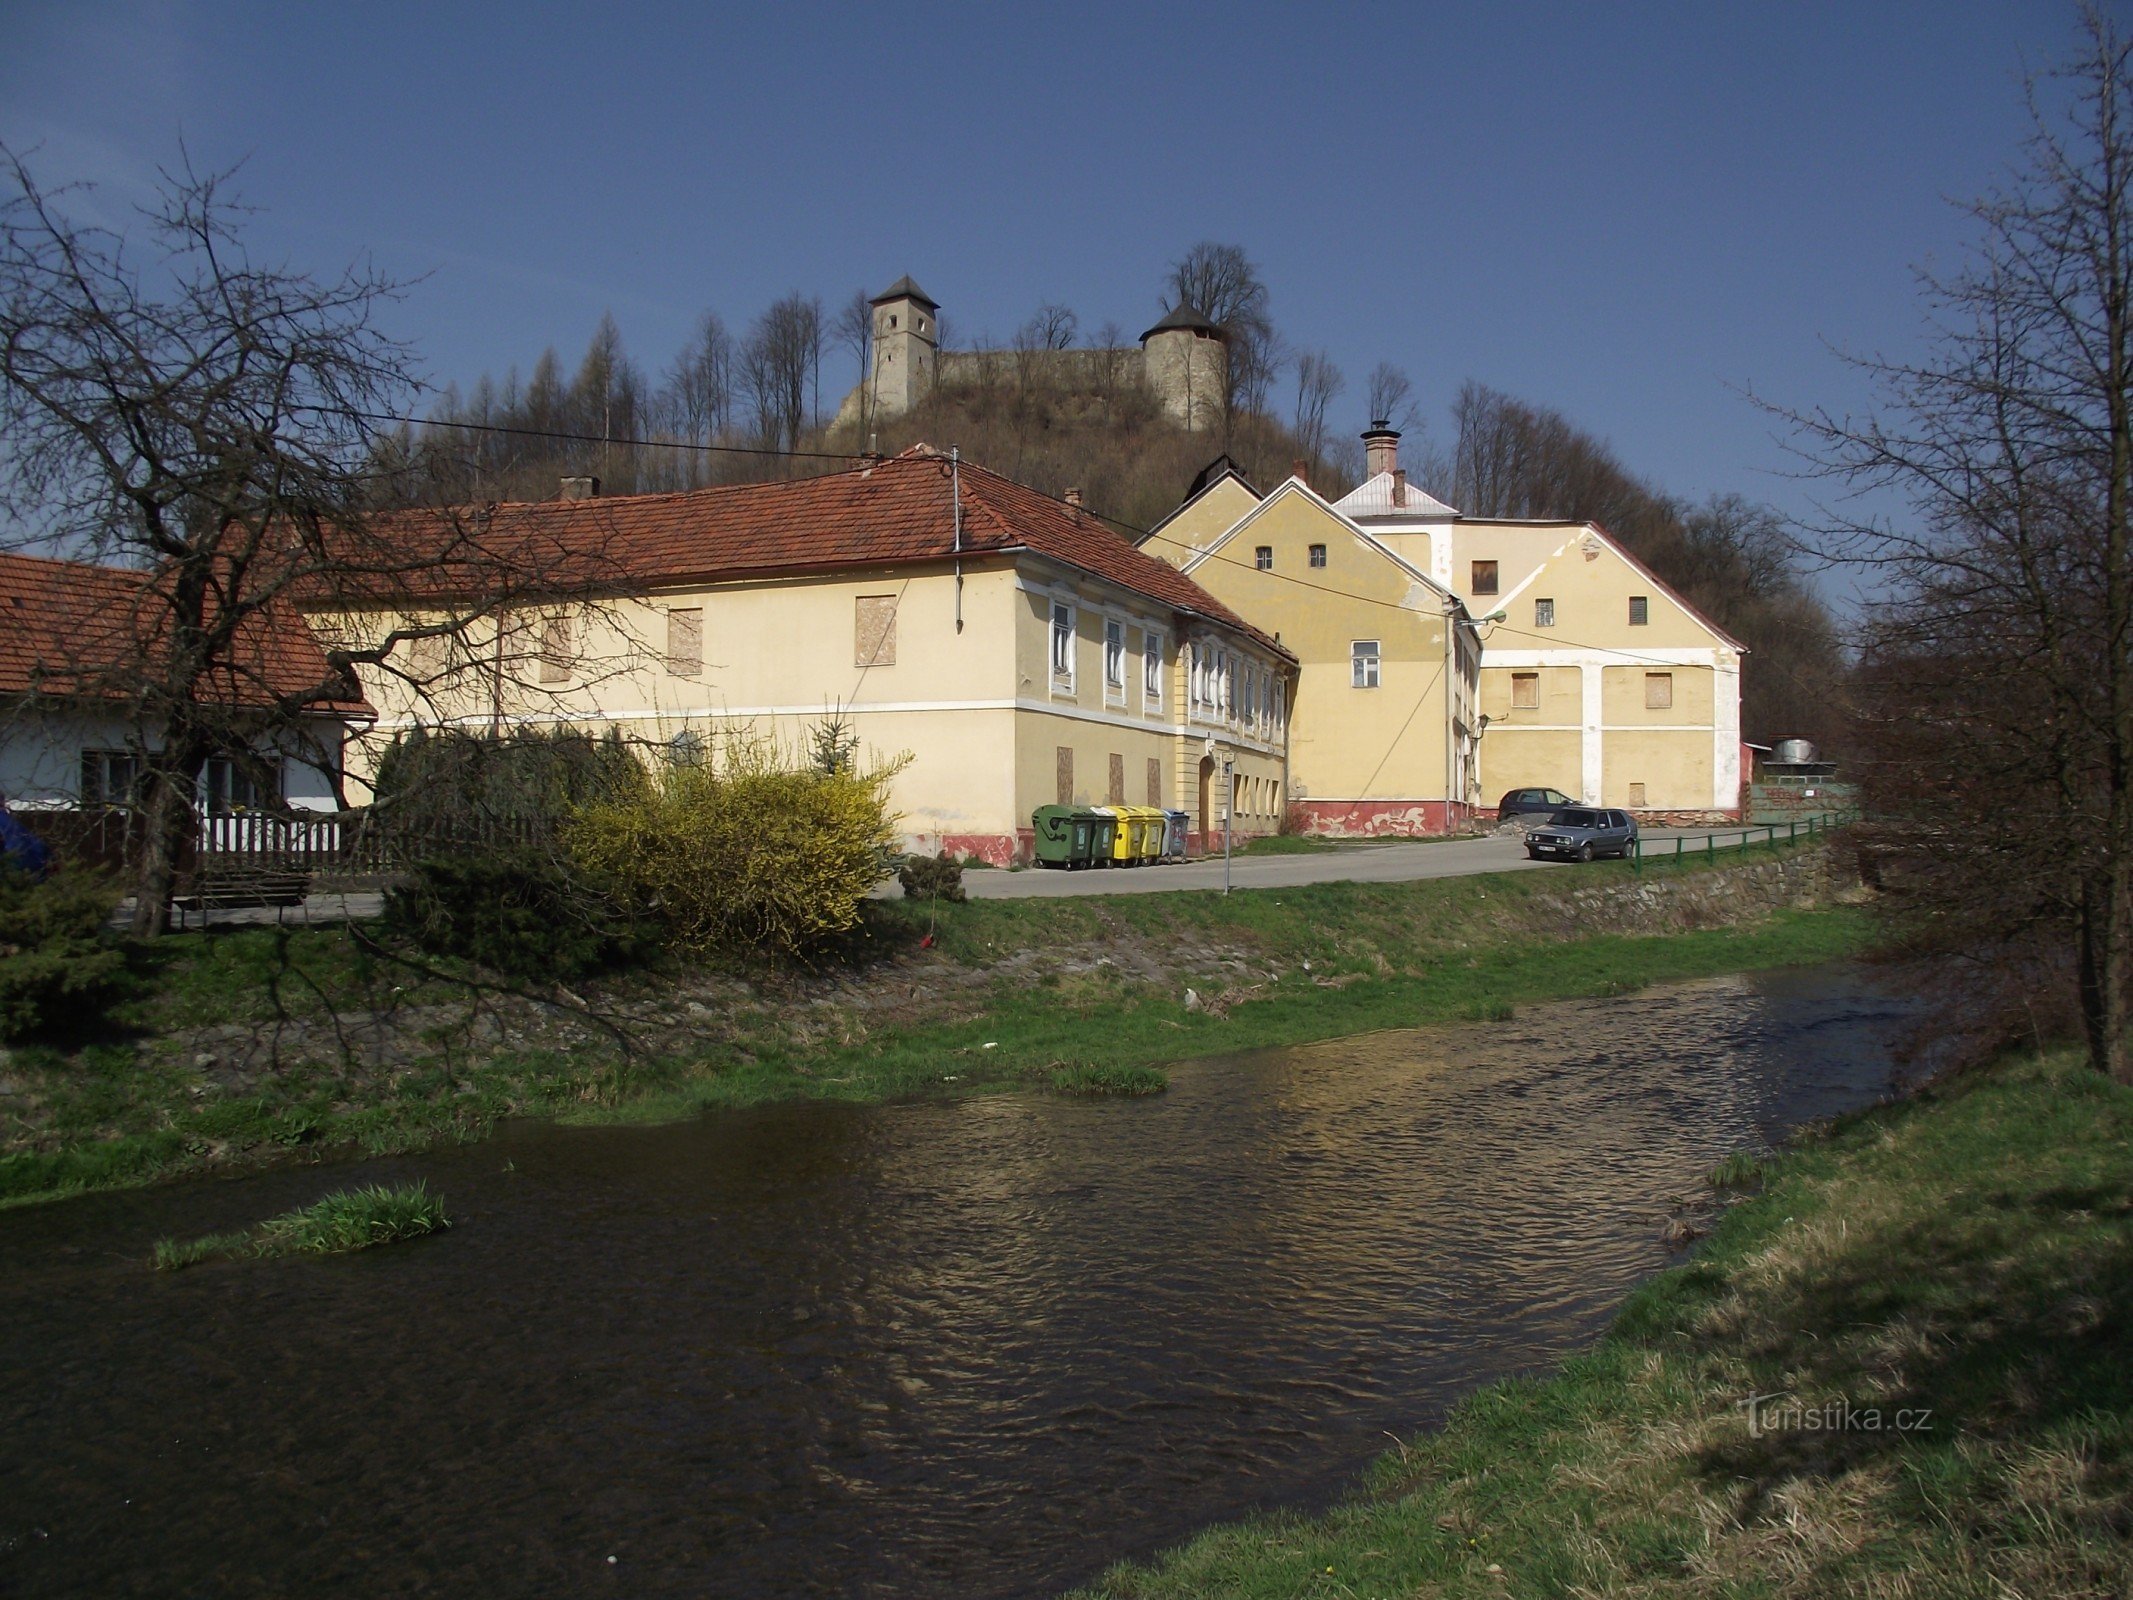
[10,806,553,878]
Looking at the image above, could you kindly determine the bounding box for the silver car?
[1525,807,1638,863]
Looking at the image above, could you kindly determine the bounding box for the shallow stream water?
[0,964,1909,1598]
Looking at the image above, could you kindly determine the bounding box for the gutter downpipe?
[951,446,963,634]
[1445,600,1458,834]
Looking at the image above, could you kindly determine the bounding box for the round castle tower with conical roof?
[845,276,1228,433]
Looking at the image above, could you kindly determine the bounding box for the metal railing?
[1630,808,1857,872]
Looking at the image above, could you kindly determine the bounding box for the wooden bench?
[172,868,315,912]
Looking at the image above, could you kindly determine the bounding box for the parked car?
[1525,807,1639,863]
[1496,786,1577,824]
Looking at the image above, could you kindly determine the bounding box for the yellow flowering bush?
[564,737,902,957]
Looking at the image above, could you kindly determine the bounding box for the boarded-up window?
[1511,671,1539,710]
[1645,672,1673,709]
[539,615,572,683]
[1628,595,1649,626]
[855,595,897,667]
[1628,782,1647,808]
[1108,752,1125,804]
[666,607,703,676]
[1147,757,1162,806]
[1471,559,1499,595]
[1056,746,1074,806]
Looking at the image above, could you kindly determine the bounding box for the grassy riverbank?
[1078,1048,2133,1599]
[1,849,1864,1205]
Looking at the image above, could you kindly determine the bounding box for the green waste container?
[1031,804,1098,869]
[1086,808,1119,865]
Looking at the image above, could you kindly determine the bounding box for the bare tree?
[1290,349,1345,468]
[832,289,872,437]
[739,293,821,452]
[1776,10,2133,1080]
[1019,303,1078,351]
[1365,361,1416,430]
[0,152,623,934]
[1165,242,1277,422]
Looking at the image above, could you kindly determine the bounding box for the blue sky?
[0,0,2094,549]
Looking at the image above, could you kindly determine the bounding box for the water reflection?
[0,966,1906,1598]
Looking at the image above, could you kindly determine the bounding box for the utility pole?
[1222,754,1234,894]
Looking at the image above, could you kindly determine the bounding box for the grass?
[1229,834,1349,855]
[1073,1049,2133,1599]
[1,847,1864,1207]
[151,1181,450,1270]
[1048,1062,1169,1096]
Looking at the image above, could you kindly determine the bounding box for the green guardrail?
[1630,809,1858,873]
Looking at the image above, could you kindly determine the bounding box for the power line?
[346,408,873,463]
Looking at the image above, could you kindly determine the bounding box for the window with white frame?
[1144,631,1163,706]
[1534,597,1556,629]
[1242,664,1256,729]
[1352,639,1381,688]
[1104,618,1125,694]
[1050,601,1075,684]
[1220,650,1234,719]
[79,749,140,807]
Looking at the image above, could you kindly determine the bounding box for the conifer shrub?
[898,851,967,903]
[564,737,902,957]
[380,849,647,982]
[0,869,128,1040]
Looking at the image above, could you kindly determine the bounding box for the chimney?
[1291,457,1310,487]
[1063,486,1083,509]
[1393,468,1408,508]
[559,475,600,500]
[1362,420,1400,481]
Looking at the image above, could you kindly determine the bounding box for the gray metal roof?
[870,274,939,309]
[1139,302,1223,342]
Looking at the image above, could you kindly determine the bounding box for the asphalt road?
[952,826,1746,899]
[128,825,1768,927]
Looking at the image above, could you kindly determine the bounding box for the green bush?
[898,851,967,903]
[566,739,901,956]
[380,849,646,982]
[0,869,128,1040]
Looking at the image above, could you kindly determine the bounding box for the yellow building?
[1147,467,1482,834]
[307,450,1295,862]
[1332,426,1744,819]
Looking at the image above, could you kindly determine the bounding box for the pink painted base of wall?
[899,831,1034,868]
[1289,800,1473,838]
[1475,808,1743,828]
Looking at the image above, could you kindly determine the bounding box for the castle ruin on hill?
[831,275,1229,435]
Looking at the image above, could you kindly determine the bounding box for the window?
[1222,651,1236,717]
[1628,782,1647,808]
[1104,618,1125,692]
[79,749,139,807]
[1351,639,1381,689]
[539,614,572,683]
[1242,665,1256,729]
[1645,672,1673,709]
[1274,682,1286,730]
[1308,543,1327,568]
[1534,598,1556,629]
[1471,559,1499,595]
[408,632,447,677]
[854,596,896,667]
[1628,595,1649,627]
[1050,601,1075,682]
[202,754,277,814]
[1255,545,1273,571]
[1144,632,1162,706]
[1511,671,1539,710]
[667,607,704,676]
[1260,672,1272,729]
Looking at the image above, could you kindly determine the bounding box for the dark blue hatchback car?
[1525,807,1639,863]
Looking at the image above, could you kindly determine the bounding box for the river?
[0,963,1909,1598]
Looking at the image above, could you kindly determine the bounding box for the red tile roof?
[339,451,1293,660]
[0,551,373,716]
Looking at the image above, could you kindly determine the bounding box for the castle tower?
[869,275,939,421]
[1139,303,1228,431]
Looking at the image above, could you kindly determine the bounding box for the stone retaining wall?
[1525,840,1852,938]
